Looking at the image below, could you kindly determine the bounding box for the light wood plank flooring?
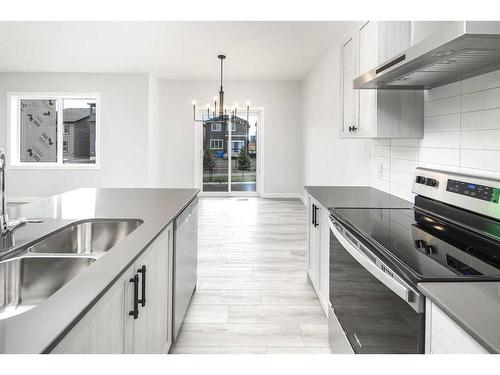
[170,197,333,354]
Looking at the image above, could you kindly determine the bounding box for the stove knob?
[415,176,426,184]
[425,178,437,187]
[425,245,436,255]
[415,240,426,249]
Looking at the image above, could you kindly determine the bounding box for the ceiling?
[0,21,351,80]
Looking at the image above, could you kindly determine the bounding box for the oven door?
[329,217,425,354]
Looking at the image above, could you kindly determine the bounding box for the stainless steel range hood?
[354,21,500,90]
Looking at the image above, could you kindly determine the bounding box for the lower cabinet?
[52,224,173,354]
[306,193,330,315]
[425,300,488,354]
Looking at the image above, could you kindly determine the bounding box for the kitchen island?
[0,188,199,354]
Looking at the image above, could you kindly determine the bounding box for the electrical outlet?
[377,163,384,177]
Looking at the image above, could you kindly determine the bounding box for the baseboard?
[7,196,41,203]
[260,192,302,199]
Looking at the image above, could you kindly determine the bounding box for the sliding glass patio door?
[202,110,259,194]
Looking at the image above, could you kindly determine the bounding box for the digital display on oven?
[446,179,500,203]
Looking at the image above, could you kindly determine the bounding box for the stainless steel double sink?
[0,219,142,320]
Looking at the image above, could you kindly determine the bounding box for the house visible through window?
[212,123,221,131]
[9,94,99,167]
[210,139,223,149]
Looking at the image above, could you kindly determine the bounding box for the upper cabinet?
[340,21,424,139]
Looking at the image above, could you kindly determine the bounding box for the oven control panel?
[412,168,500,220]
[446,179,500,204]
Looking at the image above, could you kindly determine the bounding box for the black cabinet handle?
[129,274,139,319]
[137,265,146,307]
[314,205,319,227]
[311,203,316,225]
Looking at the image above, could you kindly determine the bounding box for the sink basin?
[29,219,142,255]
[0,256,95,320]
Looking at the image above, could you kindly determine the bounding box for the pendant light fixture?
[192,55,250,124]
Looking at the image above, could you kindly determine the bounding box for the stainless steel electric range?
[328,168,500,354]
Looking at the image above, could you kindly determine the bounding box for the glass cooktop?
[331,205,500,284]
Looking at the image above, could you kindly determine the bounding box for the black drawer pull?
[137,265,147,307]
[129,274,139,319]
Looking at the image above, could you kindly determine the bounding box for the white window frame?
[210,139,223,149]
[7,92,101,170]
[211,123,221,131]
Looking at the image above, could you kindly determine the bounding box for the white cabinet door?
[340,34,359,137]
[341,21,422,139]
[318,207,330,313]
[357,21,378,138]
[307,196,320,287]
[425,300,488,354]
[52,267,134,354]
[52,225,173,354]
[133,225,172,354]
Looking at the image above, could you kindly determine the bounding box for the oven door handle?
[329,219,424,313]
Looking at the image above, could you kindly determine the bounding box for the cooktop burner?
[332,204,500,284]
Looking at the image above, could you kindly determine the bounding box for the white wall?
[370,69,500,202]
[157,79,302,197]
[0,72,152,198]
[300,26,371,193]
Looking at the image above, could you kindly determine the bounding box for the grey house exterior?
[63,104,96,162]
[203,115,250,157]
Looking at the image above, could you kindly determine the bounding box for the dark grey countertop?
[418,282,500,353]
[0,188,199,353]
[304,186,413,209]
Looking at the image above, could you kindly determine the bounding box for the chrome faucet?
[1,148,43,252]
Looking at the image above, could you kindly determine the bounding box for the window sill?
[8,164,101,170]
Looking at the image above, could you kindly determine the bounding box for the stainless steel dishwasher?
[173,197,198,340]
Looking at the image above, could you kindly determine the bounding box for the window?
[231,140,245,153]
[212,123,221,131]
[231,123,236,132]
[8,93,99,168]
[210,139,223,149]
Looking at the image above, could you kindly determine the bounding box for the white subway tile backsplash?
[371,144,390,158]
[424,96,460,117]
[461,149,500,172]
[425,82,461,102]
[461,108,500,131]
[370,70,500,203]
[462,69,500,94]
[390,139,420,147]
[461,130,500,150]
[424,113,460,132]
[391,158,418,174]
[390,170,414,188]
[418,147,460,166]
[390,146,419,161]
[462,86,500,112]
[420,131,460,149]
[417,162,460,173]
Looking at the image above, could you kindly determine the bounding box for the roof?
[64,108,95,123]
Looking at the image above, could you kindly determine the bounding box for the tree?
[237,147,251,173]
[203,149,216,181]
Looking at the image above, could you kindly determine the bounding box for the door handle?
[311,204,316,225]
[137,265,146,307]
[314,205,319,227]
[129,274,139,319]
